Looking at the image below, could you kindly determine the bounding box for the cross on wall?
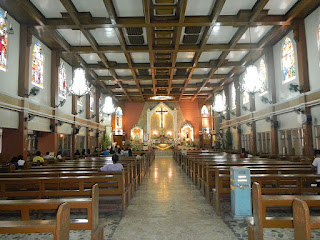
[156,107,168,129]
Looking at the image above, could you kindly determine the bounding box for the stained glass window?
[318,20,320,64]
[58,62,67,99]
[231,83,236,109]
[259,59,268,95]
[90,91,94,112]
[32,42,44,88]
[0,11,7,72]
[222,90,226,113]
[201,105,209,134]
[115,107,123,134]
[77,97,83,106]
[115,107,123,115]
[201,105,209,115]
[282,37,296,83]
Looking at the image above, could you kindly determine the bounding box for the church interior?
[0,0,320,239]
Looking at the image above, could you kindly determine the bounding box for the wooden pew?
[0,175,127,215]
[293,199,311,240]
[246,182,320,240]
[0,184,103,239]
[0,202,70,240]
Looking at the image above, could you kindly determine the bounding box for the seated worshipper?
[102,149,110,155]
[312,150,320,187]
[56,151,62,160]
[74,149,81,156]
[126,148,133,157]
[117,147,121,154]
[81,149,86,156]
[120,148,126,155]
[100,154,123,172]
[17,155,25,167]
[33,151,45,163]
[43,152,51,159]
[87,149,91,155]
[10,157,19,170]
[136,153,145,160]
[240,148,248,158]
[109,147,115,154]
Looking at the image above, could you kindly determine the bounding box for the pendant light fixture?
[212,93,226,113]
[102,77,115,115]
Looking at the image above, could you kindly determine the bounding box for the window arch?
[201,105,209,115]
[231,83,236,109]
[201,105,209,134]
[282,37,296,83]
[58,62,67,99]
[115,106,123,134]
[0,11,8,72]
[32,42,44,88]
[115,107,123,115]
[259,59,268,95]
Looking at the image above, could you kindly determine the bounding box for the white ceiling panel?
[105,53,127,63]
[177,52,195,62]
[94,70,110,76]
[113,0,144,17]
[131,53,150,63]
[115,69,132,76]
[193,68,211,75]
[207,26,238,44]
[217,67,233,74]
[209,79,221,84]
[127,89,139,93]
[90,28,120,45]
[199,51,222,62]
[185,0,215,16]
[80,53,100,64]
[31,0,66,18]
[264,0,298,15]
[221,0,256,15]
[71,0,109,17]
[238,26,273,43]
[57,29,91,46]
[226,51,248,61]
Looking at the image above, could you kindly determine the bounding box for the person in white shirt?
[312,150,320,187]
[17,155,25,167]
[43,152,51,160]
[100,154,123,172]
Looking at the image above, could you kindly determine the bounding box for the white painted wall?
[305,6,320,92]
[0,8,20,96]
[277,111,302,130]
[0,109,19,129]
[28,116,50,132]
[57,123,72,135]
[58,59,72,115]
[241,124,251,135]
[256,119,271,133]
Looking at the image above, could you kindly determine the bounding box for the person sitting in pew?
[56,151,62,160]
[100,154,123,172]
[10,157,19,169]
[312,150,320,187]
[126,149,133,157]
[17,155,25,167]
[87,149,91,156]
[81,149,86,156]
[43,152,51,160]
[74,149,81,156]
[136,153,145,160]
[102,149,110,155]
[33,151,44,163]
[240,148,248,158]
[109,147,115,154]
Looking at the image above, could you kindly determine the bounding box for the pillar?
[224,86,230,120]
[251,121,257,155]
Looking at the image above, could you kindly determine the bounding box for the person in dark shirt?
[87,149,91,155]
[81,149,86,156]
[10,157,19,170]
[109,147,115,154]
[74,149,81,156]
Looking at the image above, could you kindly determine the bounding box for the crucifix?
[156,107,168,129]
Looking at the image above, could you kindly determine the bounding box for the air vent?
[182,35,199,44]
[128,36,144,45]
[126,27,143,35]
[185,27,202,34]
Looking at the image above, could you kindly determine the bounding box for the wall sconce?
[24,114,35,121]
[3,11,14,34]
[242,106,248,111]
[55,99,66,108]
[294,108,305,114]
[28,87,40,97]
[76,109,83,115]
[261,96,272,104]
[289,83,301,92]
[74,126,81,135]
[91,114,96,119]
[56,120,64,126]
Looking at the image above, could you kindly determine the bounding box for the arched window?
[58,62,67,99]
[201,105,209,134]
[32,42,44,88]
[0,11,7,72]
[90,91,94,112]
[282,37,296,83]
[201,105,209,115]
[77,97,83,106]
[115,106,123,115]
[231,83,236,109]
[259,59,268,95]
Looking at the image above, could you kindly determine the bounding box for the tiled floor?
[2,155,320,239]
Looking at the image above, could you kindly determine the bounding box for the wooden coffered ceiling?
[1,0,319,102]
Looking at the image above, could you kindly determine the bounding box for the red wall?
[38,132,57,155]
[2,128,24,163]
[124,102,145,139]
[179,100,201,139]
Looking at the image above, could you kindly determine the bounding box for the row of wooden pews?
[174,149,320,239]
[0,151,154,239]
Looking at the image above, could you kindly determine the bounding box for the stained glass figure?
[58,62,67,99]
[259,59,268,95]
[282,37,296,83]
[0,11,7,72]
[32,42,44,88]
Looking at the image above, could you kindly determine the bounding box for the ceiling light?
[68,68,91,97]
[212,93,226,113]
[150,96,174,101]
[102,96,115,115]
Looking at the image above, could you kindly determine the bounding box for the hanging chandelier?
[68,68,91,97]
[212,93,226,113]
[102,96,115,115]
[241,25,261,95]
[242,65,262,94]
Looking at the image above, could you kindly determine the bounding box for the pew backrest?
[293,198,311,240]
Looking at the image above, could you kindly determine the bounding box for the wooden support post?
[237,124,242,153]
[251,121,257,155]
[224,86,230,120]
[271,115,279,155]
[234,77,241,117]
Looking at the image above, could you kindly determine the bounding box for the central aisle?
[112,156,236,240]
